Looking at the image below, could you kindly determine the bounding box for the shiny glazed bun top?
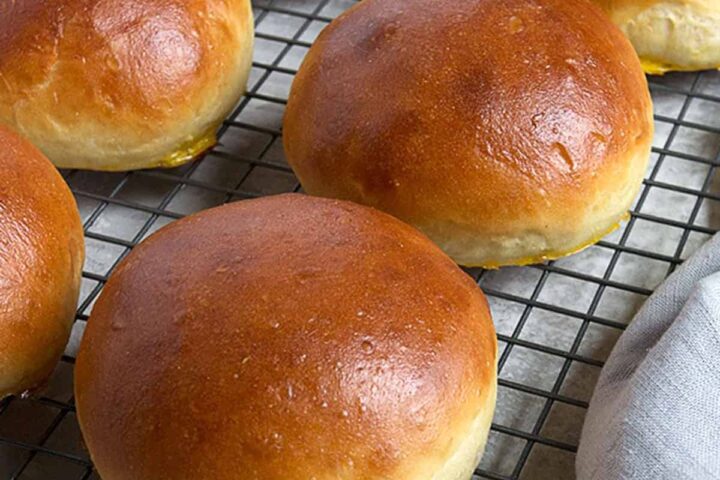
[594,0,720,74]
[284,0,653,267]
[75,194,497,480]
[0,125,84,399]
[0,0,254,171]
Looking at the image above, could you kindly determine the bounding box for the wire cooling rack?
[1,1,719,479]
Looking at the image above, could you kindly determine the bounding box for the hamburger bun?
[0,0,254,171]
[283,0,654,267]
[594,0,720,74]
[75,194,497,480]
[0,125,84,399]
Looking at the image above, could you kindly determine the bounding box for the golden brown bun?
[594,0,720,74]
[0,125,84,399]
[284,0,654,268]
[75,194,497,480]
[0,0,254,171]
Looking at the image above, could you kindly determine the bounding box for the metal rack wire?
[1,1,718,478]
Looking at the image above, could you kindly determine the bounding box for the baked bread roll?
[595,0,720,74]
[0,125,84,399]
[284,0,654,268]
[75,194,497,480]
[0,0,254,171]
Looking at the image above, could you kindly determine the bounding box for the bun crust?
[284,0,653,267]
[75,194,497,480]
[0,0,254,171]
[0,125,84,398]
[595,0,720,74]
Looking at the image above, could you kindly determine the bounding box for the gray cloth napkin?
[577,233,720,480]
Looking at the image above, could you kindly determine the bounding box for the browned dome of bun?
[0,125,84,399]
[75,194,497,480]
[0,0,253,171]
[284,0,653,268]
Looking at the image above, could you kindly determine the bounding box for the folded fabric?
[577,233,720,480]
